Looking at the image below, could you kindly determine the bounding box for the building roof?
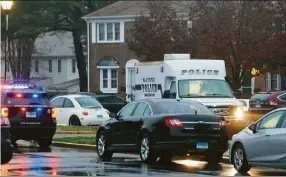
[47,78,79,90]
[83,1,191,19]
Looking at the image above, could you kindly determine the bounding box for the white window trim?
[97,66,119,94]
[96,21,124,43]
[266,72,281,91]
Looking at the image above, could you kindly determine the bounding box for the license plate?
[97,115,103,118]
[26,112,36,118]
[196,142,208,149]
[255,104,261,108]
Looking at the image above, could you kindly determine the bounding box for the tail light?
[1,107,8,118]
[164,117,183,128]
[82,111,89,116]
[51,108,57,119]
[218,119,226,128]
[15,93,23,98]
[20,107,27,112]
[269,93,277,105]
[0,118,10,126]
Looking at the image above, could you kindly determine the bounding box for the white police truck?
[125,54,247,138]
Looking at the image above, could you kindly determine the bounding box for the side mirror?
[163,90,170,98]
[110,112,117,118]
[248,123,257,133]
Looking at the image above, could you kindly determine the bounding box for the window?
[72,59,76,73]
[35,60,39,73]
[97,22,122,43]
[63,98,74,108]
[143,106,152,115]
[154,101,215,115]
[58,59,62,73]
[258,111,284,129]
[99,68,118,93]
[278,93,286,101]
[280,115,286,128]
[102,69,108,88]
[99,96,125,104]
[133,103,148,116]
[75,97,102,108]
[51,97,65,107]
[118,103,137,117]
[49,59,52,73]
[170,81,177,98]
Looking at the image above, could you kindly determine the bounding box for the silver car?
[229,108,286,173]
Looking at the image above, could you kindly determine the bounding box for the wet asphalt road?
[1,143,286,176]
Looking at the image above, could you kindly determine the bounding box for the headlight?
[234,106,244,119]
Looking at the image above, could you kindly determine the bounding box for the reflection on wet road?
[1,145,286,176]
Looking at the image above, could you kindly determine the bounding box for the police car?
[0,81,57,148]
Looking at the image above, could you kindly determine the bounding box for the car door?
[244,110,285,163]
[62,98,76,125]
[263,111,286,164]
[50,97,65,125]
[110,102,138,146]
[123,102,150,145]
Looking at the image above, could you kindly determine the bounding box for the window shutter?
[120,21,124,43]
[92,23,96,43]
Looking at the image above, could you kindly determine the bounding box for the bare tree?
[128,1,192,61]
[188,1,275,90]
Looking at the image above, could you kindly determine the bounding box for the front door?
[245,110,285,163]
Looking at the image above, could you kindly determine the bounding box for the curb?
[52,141,96,150]
[56,131,97,134]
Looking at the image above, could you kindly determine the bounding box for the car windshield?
[75,96,102,108]
[250,93,271,101]
[178,79,234,98]
[154,102,214,115]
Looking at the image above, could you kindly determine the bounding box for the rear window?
[3,93,49,105]
[154,102,215,115]
[251,93,271,101]
[75,96,102,108]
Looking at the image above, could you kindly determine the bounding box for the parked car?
[1,116,13,164]
[229,107,286,173]
[50,95,110,126]
[93,95,127,115]
[248,91,286,122]
[96,98,228,164]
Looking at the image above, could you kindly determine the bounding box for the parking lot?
[1,141,286,176]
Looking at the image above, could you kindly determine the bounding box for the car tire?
[69,116,81,126]
[139,134,157,164]
[38,139,52,148]
[1,149,13,164]
[204,151,223,165]
[232,144,251,173]
[96,130,113,161]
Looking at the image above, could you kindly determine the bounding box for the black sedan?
[93,95,127,115]
[96,98,228,164]
[1,115,13,164]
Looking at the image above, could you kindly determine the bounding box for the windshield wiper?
[180,94,205,98]
[206,93,233,98]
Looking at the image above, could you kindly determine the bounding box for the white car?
[229,108,286,173]
[50,95,111,126]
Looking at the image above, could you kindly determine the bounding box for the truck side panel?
[134,64,165,101]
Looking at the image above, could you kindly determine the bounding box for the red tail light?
[1,107,8,118]
[16,93,23,98]
[269,93,277,105]
[51,108,57,119]
[218,119,226,128]
[82,111,88,116]
[20,107,27,112]
[164,117,183,128]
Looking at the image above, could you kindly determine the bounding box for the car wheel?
[69,116,81,126]
[232,144,251,173]
[38,139,52,148]
[204,152,223,165]
[139,134,157,164]
[96,131,113,161]
[1,150,13,164]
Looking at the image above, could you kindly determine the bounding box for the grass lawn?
[56,125,98,132]
[53,137,96,145]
